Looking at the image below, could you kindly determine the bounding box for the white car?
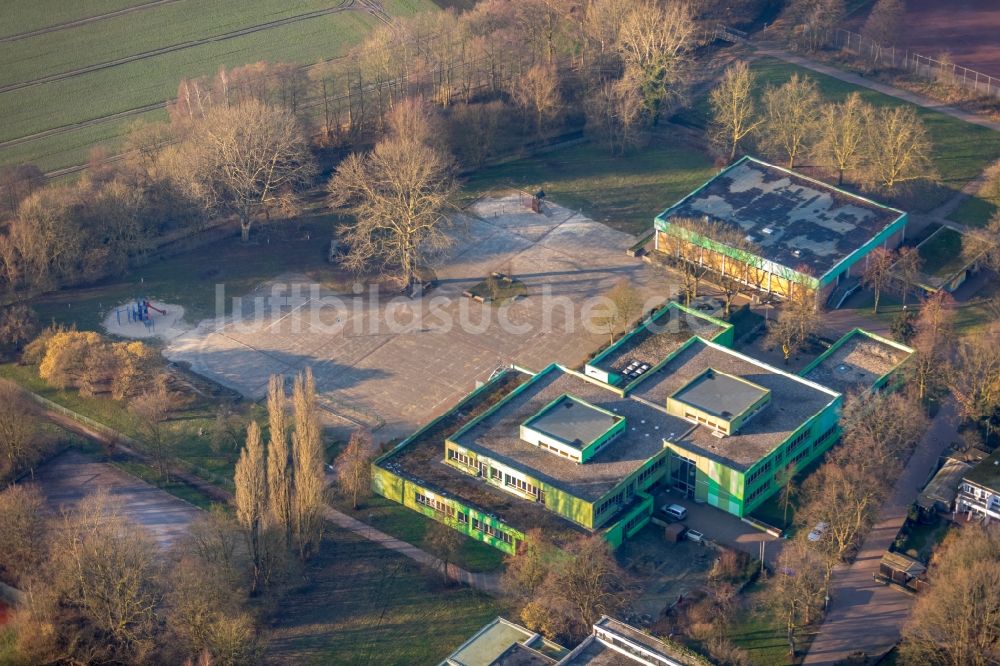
[685,529,704,543]
[662,504,688,521]
[808,521,830,542]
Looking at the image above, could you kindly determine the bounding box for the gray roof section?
[803,331,911,397]
[632,339,838,470]
[660,157,903,277]
[672,370,768,419]
[526,396,620,449]
[453,367,694,503]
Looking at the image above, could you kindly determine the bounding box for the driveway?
[803,399,959,665]
[654,487,784,567]
[30,449,200,550]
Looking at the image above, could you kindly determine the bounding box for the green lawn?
[949,195,997,228]
[728,583,817,666]
[113,458,220,510]
[462,140,717,236]
[1,0,155,37]
[917,226,966,280]
[266,521,503,665]
[29,211,341,332]
[677,57,1000,214]
[0,0,439,171]
[334,494,506,573]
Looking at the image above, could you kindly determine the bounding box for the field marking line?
[0,0,354,95]
[0,0,186,44]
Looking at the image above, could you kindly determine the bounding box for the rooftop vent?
[762,227,774,235]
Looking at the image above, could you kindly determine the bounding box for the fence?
[831,28,1000,99]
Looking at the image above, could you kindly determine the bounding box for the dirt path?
[803,399,959,665]
[0,0,186,44]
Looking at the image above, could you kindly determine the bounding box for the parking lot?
[166,193,677,440]
[654,487,784,567]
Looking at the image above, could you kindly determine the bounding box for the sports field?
[0,0,438,173]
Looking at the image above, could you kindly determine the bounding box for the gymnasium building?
[654,156,908,307]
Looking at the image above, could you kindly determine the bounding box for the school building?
[373,302,850,554]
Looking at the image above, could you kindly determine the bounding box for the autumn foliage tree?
[335,429,378,509]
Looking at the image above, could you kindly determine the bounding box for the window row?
[637,457,666,486]
[447,448,474,468]
[504,472,539,498]
[471,517,514,544]
[414,492,456,519]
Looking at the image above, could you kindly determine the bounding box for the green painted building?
[654,156,908,305]
[373,302,848,554]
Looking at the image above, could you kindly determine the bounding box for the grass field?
[0,0,439,172]
[1,0,156,37]
[676,56,1000,214]
[267,522,503,665]
[333,494,506,573]
[728,582,817,666]
[463,140,717,236]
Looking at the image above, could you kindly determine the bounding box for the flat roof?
[453,366,694,502]
[561,617,705,666]
[964,448,1000,490]
[631,338,838,469]
[445,617,545,666]
[912,224,991,290]
[589,304,729,377]
[658,157,904,277]
[524,395,622,450]
[381,372,591,544]
[671,369,768,420]
[802,329,912,397]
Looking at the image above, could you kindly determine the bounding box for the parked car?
[808,521,830,542]
[685,529,704,543]
[662,504,688,521]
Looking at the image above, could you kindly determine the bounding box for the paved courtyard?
[166,193,676,440]
[31,450,200,550]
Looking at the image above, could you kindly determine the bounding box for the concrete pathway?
[803,399,959,665]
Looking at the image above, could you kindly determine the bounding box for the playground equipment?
[119,297,166,325]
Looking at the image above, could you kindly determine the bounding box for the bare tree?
[616,0,696,123]
[907,291,954,401]
[864,105,936,190]
[595,279,643,345]
[862,246,896,314]
[0,304,38,349]
[901,527,1000,666]
[328,136,458,290]
[235,420,267,595]
[266,374,292,545]
[767,297,819,363]
[181,100,317,242]
[781,0,845,53]
[508,63,562,135]
[584,78,645,156]
[766,541,826,657]
[130,373,181,479]
[814,93,873,185]
[861,0,905,62]
[335,429,378,509]
[0,383,38,479]
[0,485,48,585]
[894,245,923,307]
[760,74,821,169]
[519,536,633,642]
[291,368,325,560]
[709,61,763,161]
[426,521,465,582]
[949,331,1000,437]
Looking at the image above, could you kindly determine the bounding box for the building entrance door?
[670,453,697,498]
